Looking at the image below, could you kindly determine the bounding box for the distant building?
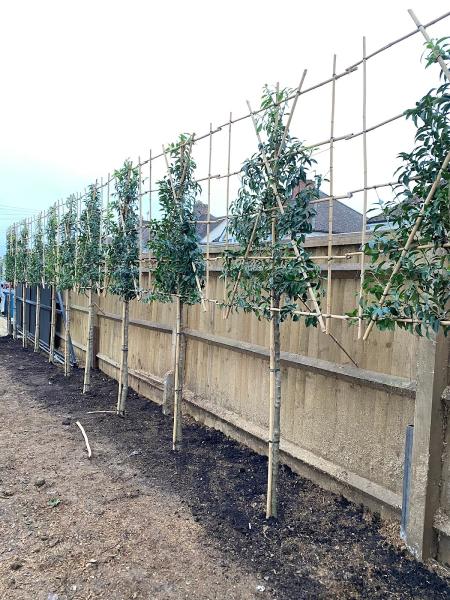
[199,195,363,244]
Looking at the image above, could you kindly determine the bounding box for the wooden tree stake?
[172,295,185,451]
[116,299,129,416]
[83,287,94,393]
[34,285,41,352]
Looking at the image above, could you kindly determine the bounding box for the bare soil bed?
[0,335,449,600]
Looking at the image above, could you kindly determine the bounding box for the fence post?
[406,330,448,560]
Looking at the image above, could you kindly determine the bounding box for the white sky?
[0,0,449,252]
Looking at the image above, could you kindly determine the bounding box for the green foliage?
[15,221,29,284]
[59,195,77,290]
[4,227,16,283]
[147,134,205,304]
[77,184,103,290]
[45,204,58,286]
[222,85,322,323]
[105,160,140,301]
[360,41,449,336]
[28,215,44,286]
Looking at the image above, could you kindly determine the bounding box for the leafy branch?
[147,134,205,304]
[59,195,77,291]
[105,160,140,301]
[360,39,450,336]
[77,184,103,291]
[222,85,323,323]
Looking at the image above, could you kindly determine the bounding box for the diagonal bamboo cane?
[363,149,450,341]
[408,10,450,82]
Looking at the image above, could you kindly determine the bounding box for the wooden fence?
[22,233,450,566]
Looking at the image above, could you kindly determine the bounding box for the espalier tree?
[45,204,59,363]
[147,134,205,451]
[105,160,140,416]
[4,227,16,334]
[222,85,323,518]
[16,221,30,348]
[59,195,78,375]
[28,214,44,352]
[77,184,103,393]
[361,39,450,339]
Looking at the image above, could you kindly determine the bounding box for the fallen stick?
[76,421,92,458]
[86,410,116,414]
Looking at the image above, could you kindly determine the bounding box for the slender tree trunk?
[64,289,71,376]
[22,284,28,348]
[83,288,94,393]
[49,284,56,363]
[13,285,18,340]
[116,299,129,416]
[34,286,41,352]
[266,293,281,519]
[172,297,185,451]
[7,284,12,335]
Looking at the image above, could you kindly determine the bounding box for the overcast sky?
[1,0,449,253]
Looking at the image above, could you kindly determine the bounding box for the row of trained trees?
[3,41,449,518]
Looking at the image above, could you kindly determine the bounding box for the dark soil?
[1,335,449,599]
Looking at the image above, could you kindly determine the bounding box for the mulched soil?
[1,334,449,599]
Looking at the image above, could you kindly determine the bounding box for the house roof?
[199,198,363,244]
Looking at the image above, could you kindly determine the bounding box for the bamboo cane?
[172,295,185,451]
[103,176,110,296]
[326,55,337,334]
[363,149,450,341]
[49,284,56,363]
[358,37,369,339]
[408,10,450,82]
[34,285,41,352]
[83,288,94,393]
[223,112,232,309]
[6,228,13,335]
[13,224,18,340]
[138,158,143,291]
[116,299,129,416]
[148,149,153,291]
[22,281,27,348]
[206,123,213,302]
[64,288,71,376]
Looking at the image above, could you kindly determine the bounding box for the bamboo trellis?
[5,8,448,347]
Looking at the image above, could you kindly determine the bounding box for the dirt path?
[0,343,260,599]
[0,335,449,600]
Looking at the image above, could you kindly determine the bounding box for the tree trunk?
[266,293,281,519]
[49,284,56,363]
[83,288,94,394]
[22,284,28,348]
[13,285,18,340]
[172,297,185,451]
[7,284,12,335]
[116,299,129,416]
[34,286,41,352]
[64,289,71,376]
